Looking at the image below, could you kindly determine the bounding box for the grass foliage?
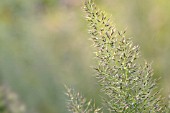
[66,0,167,112]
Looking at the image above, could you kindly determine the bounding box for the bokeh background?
[0,0,170,113]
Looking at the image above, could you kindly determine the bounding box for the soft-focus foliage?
[0,0,170,113]
[0,85,26,113]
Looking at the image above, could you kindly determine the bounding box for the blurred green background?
[0,0,170,113]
